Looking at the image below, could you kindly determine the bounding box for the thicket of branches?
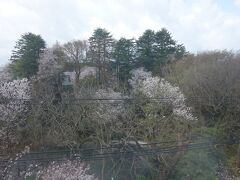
[164,51,240,175]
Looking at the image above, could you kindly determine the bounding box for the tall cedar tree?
[88,28,114,85]
[10,32,46,78]
[137,28,186,73]
[113,38,136,85]
[136,29,155,71]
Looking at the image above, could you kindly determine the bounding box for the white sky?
[0,0,240,65]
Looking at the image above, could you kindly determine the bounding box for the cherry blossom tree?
[129,68,195,120]
[36,160,96,180]
[94,89,125,123]
[128,67,152,91]
[0,65,12,82]
[38,46,64,79]
[0,78,31,150]
[1,146,30,179]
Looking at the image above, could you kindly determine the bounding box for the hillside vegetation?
[0,29,239,179]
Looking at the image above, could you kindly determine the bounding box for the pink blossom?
[36,160,97,180]
[129,68,196,120]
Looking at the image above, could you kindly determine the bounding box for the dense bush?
[164,51,240,175]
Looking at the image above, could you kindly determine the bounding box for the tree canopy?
[113,38,136,85]
[10,32,46,78]
[88,28,114,85]
[137,28,187,73]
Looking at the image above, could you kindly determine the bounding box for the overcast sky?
[0,0,240,65]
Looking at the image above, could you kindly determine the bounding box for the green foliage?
[89,28,114,63]
[113,38,136,85]
[137,29,156,71]
[75,76,99,93]
[175,44,187,59]
[10,32,46,78]
[136,176,148,180]
[154,28,176,64]
[25,175,36,180]
[169,149,219,180]
[89,28,114,85]
[137,28,186,73]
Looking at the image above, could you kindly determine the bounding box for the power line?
[0,134,211,156]
[0,139,233,163]
[1,96,240,101]
[0,138,196,157]
[1,96,240,105]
